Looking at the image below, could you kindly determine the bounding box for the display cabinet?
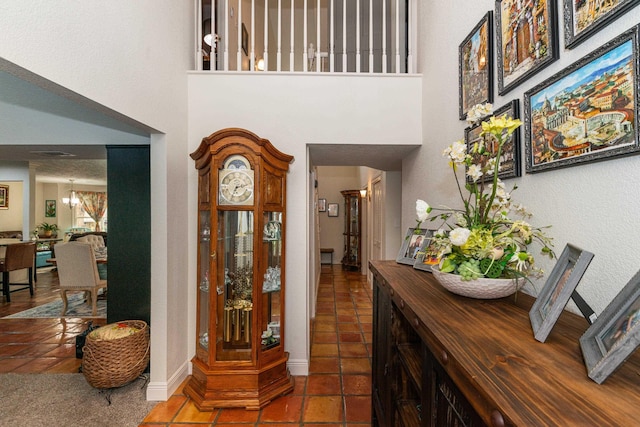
[185,128,294,410]
[341,190,362,270]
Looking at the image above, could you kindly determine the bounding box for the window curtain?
[77,191,107,231]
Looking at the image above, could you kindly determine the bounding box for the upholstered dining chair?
[54,242,107,316]
[76,234,107,279]
[0,242,36,302]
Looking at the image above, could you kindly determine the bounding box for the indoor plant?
[38,222,59,238]
[417,103,554,297]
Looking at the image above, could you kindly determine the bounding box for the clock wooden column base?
[184,354,294,411]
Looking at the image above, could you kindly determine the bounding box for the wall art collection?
[448,2,640,384]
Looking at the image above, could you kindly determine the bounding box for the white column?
[369,0,373,73]
[196,0,203,71]
[264,0,269,71]
[290,0,295,71]
[395,0,400,73]
[251,0,256,71]
[224,0,230,70]
[342,0,346,72]
[356,0,361,73]
[330,0,335,72]
[316,0,320,72]
[382,0,387,73]
[303,0,308,71]
[237,0,242,71]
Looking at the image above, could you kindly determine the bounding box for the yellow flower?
[481,116,522,139]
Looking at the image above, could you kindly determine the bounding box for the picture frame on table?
[529,243,594,342]
[495,0,559,95]
[524,25,640,173]
[580,269,640,384]
[0,184,8,209]
[459,11,493,120]
[396,228,430,266]
[45,200,57,218]
[564,0,639,49]
[318,198,327,212]
[413,230,439,272]
[465,99,522,182]
[327,203,339,217]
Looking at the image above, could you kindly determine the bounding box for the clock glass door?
[261,211,283,350]
[218,209,253,361]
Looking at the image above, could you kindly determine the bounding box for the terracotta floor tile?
[337,314,358,323]
[0,343,31,356]
[142,395,188,422]
[292,375,307,395]
[216,407,260,423]
[11,357,61,373]
[309,357,340,373]
[339,332,363,343]
[345,396,371,422]
[302,395,344,423]
[306,374,341,395]
[259,395,303,423]
[340,343,369,357]
[338,323,360,332]
[342,374,372,395]
[340,357,371,374]
[313,332,338,343]
[310,343,339,357]
[313,322,337,332]
[174,399,219,423]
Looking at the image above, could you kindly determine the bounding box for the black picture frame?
[465,99,522,182]
[327,203,339,217]
[318,198,327,212]
[396,228,429,266]
[529,243,594,342]
[413,230,438,272]
[524,25,640,173]
[0,184,8,209]
[495,0,559,95]
[580,269,640,384]
[564,0,640,49]
[45,200,57,218]
[459,11,493,120]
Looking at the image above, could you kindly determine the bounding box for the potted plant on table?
[38,222,59,238]
[416,103,554,298]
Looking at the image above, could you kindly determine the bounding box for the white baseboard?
[287,358,309,376]
[146,360,191,401]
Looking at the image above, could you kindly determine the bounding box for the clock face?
[219,169,254,205]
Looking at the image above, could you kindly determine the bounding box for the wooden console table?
[370,260,640,426]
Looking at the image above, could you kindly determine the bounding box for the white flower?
[449,228,471,246]
[467,103,493,124]
[443,140,468,164]
[509,252,529,272]
[454,212,468,227]
[416,199,431,222]
[466,164,483,182]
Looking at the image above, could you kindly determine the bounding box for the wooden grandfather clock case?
[185,128,294,410]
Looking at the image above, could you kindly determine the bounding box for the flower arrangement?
[417,103,554,283]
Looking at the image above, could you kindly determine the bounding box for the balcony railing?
[196,0,415,73]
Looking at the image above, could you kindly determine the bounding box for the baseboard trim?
[287,357,309,376]
[146,360,190,401]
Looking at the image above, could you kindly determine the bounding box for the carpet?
[0,373,157,427]
[2,293,106,319]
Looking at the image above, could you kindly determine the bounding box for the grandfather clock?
[185,128,294,410]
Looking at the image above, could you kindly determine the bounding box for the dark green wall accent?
[106,145,151,325]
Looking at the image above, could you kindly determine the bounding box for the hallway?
[140,264,373,425]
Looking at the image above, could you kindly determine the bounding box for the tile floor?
[0,264,372,426]
[140,264,373,426]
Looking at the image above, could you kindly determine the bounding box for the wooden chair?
[54,242,107,316]
[0,242,36,302]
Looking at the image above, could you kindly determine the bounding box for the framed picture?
[496,0,559,95]
[465,99,522,182]
[396,227,430,266]
[564,0,639,49]
[413,230,438,272]
[318,198,327,212]
[459,11,493,120]
[327,203,339,217]
[0,184,8,209]
[45,200,56,218]
[580,269,640,384]
[529,243,594,342]
[524,25,640,173]
[242,23,249,56]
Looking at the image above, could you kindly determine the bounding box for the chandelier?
[62,179,80,208]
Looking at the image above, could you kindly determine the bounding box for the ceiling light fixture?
[62,179,80,208]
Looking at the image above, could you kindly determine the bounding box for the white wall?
[188,71,422,374]
[410,1,640,314]
[1,1,193,400]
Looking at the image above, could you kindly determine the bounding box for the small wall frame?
[396,227,429,266]
[580,269,640,384]
[529,243,594,342]
[327,203,339,217]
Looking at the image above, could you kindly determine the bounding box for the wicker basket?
[82,320,150,389]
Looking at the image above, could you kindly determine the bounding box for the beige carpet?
[0,373,157,427]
